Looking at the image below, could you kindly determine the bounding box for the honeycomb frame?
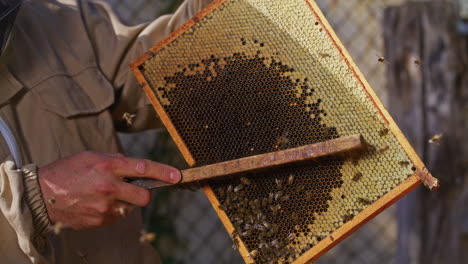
[130,0,437,263]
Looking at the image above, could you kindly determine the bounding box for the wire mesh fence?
[111,0,408,263]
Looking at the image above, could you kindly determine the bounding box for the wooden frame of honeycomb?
[131,0,438,263]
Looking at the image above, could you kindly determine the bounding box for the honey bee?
[240,177,251,185]
[274,191,284,201]
[378,128,389,137]
[270,240,280,248]
[342,214,354,223]
[377,145,390,153]
[234,185,243,192]
[414,59,423,65]
[399,160,410,166]
[296,185,305,192]
[271,224,279,233]
[218,188,225,198]
[139,232,156,245]
[53,222,64,235]
[319,52,330,58]
[48,197,56,204]
[291,212,299,221]
[240,230,252,237]
[118,206,128,217]
[352,172,363,182]
[232,238,240,250]
[247,249,259,258]
[122,112,136,126]
[358,198,372,206]
[275,179,283,190]
[274,131,290,150]
[75,251,88,264]
[288,233,296,241]
[270,204,281,214]
[428,133,443,145]
[287,174,295,185]
[255,224,266,231]
[376,55,389,64]
[280,195,290,202]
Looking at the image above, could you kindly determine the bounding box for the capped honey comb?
[131,0,437,263]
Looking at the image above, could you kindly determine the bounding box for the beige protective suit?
[0,0,211,263]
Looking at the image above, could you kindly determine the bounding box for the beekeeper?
[0,0,211,263]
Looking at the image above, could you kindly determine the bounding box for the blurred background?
[107,0,467,263]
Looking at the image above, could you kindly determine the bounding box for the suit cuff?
[22,164,52,236]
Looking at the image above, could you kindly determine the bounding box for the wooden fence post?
[384,2,468,263]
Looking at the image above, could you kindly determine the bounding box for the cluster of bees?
[217,175,298,263]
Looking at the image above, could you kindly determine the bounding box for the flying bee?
[287,174,295,185]
[139,231,156,245]
[53,222,64,235]
[429,133,443,145]
[376,55,390,64]
[352,172,363,182]
[122,112,136,126]
[75,251,88,264]
[118,206,128,217]
[274,131,290,150]
[240,177,251,185]
[378,128,389,137]
[377,145,389,153]
[399,160,410,166]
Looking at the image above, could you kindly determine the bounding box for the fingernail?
[169,170,181,183]
[136,161,146,174]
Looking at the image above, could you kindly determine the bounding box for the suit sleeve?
[80,0,213,132]
[0,157,51,263]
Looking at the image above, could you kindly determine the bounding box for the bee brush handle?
[129,134,365,189]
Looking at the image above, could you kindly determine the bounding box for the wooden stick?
[130,134,365,189]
